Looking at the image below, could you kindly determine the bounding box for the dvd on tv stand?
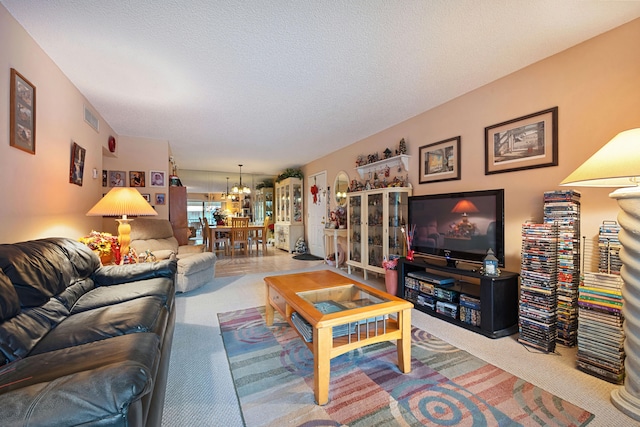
[399,257,519,339]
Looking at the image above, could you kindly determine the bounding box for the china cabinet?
[253,187,273,224]
[275,177,304,252]
[346,187,411,278]
[169,186,189,246]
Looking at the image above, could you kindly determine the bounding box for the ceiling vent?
[84,105,99,132]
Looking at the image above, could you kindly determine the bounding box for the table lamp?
[86,187,158,257]
[451,199,479,236]
[560,128,640,420]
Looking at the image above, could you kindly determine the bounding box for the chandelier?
[232,164,251,194]
[222,177,239,201]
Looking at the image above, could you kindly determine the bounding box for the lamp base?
[612,388,640,421]
[609,186,640,421]
[116,218,133,260]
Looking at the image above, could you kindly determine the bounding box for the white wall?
[0,4,113,242]
[0,4,172,243]
[304,18,640,272]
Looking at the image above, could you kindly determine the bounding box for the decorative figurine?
[482,248,500,277]
[398,138,407,155]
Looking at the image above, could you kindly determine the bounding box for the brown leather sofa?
[0,237,176,426]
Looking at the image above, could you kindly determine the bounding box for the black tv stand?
[399,258,519,339]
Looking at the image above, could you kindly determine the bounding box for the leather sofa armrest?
[92,259,177,287]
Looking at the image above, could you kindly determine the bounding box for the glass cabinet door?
[284,184,290,222]
[348,193,362,264]
[292,181,302,224]
[367,192,384,269]
[388,190,408,258]
[275,186,282,222]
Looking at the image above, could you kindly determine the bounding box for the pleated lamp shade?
[86,187,158,217]
[86,187,157,257]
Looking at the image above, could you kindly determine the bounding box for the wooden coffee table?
[264,270,413,405]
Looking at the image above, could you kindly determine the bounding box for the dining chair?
[251,216,270,253]
[230,217,250,256]
[201,217,211,251]
[208,216,230,255]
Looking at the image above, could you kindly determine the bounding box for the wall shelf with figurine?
[355,154,410,179]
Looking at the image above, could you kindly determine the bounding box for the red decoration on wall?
[311,184,319,204]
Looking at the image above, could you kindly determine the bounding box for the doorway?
[307,171,327,258]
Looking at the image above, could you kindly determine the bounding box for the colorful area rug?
[219,307,594,426]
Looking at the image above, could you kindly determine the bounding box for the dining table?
[206,224,264,253]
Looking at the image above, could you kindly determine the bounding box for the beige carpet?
[161,265,634,426]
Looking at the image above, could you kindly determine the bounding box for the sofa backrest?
[0,238,99,308]
[0,238,99,365]
[130,218,180,254]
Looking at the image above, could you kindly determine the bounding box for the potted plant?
[382,255,400,295]
[79,231,121,265]
[212,208,226,225]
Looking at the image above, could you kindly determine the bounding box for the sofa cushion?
[130,218,180,254]
[0,333,161,426]
[0,238,99,308]
[0,269,20,322]
[30,296,168,356]
[71,277,175,315]
[0,298,70,365]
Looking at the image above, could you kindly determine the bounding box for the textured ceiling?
[3,1,640,192]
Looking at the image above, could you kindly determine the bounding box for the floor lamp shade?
[561,128,640,421]
[86,188,158,256]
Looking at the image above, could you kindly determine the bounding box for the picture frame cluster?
[102,170,166,205]
[418,107,558,184]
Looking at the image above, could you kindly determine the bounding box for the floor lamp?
[86,187,158,257]
[560,128,640,421]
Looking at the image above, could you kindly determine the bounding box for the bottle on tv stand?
[399,256,519,339]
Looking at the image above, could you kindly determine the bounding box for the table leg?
[333,231,339,269]
[313,326,332,405]
[265,284,274,326]
[397,308,412,373]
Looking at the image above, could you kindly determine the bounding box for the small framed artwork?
[102,170,108,187]
[69,142,86,186]
[141,193,151,203]
[10,68,36,154]
[129,171,145,187]
[155,193,166,205]
[419,136,461,184]
[150,170,166,187]
[109,170,126,187]
[485,107,558,175]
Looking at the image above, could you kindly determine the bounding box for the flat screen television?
[407,189,505,268]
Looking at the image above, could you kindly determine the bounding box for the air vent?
[84,105,99,132]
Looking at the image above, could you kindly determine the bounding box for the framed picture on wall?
[141,193,151,203]
[150,170,166,187]
[69,142,86,186]
[418,136,461,184]
[10,68,36,155]
[155,193,166,205]
[485,107,558,175]
[129,171,145,187]
[109,170,126,187]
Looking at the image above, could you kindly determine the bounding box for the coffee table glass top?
[296,284,388,313]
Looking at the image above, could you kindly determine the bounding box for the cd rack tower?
[519,222,559,352]
[576,221,625,383]
[544,190,581,347]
